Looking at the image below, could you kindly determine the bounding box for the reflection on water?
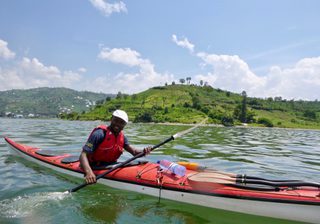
[0,118,318,224]
[72,185,302,224]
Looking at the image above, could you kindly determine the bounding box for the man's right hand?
[80,151,97,184]
[85,171,96,184]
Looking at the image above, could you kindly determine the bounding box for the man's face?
[110,116,126,134]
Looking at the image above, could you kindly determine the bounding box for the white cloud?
[195,52,266,95]
[87,71,173,94]
[0,68,25,90]
[195,53,320,100]
[78,67,87,73]
[62,70,83,84]
[20,57,61,79]
[0,39,16,59]
[89,47,174,93]
[0,57,82,91]
[98,47,145,67]
[89,0,127,17]
[0,39,174,94]
[263,57,320,100]
[172,34,194,53]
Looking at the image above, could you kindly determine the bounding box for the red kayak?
[5,137,320,223]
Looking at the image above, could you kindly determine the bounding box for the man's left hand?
[143,146,152,155]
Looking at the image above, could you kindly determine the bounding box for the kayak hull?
[5,137,320,223]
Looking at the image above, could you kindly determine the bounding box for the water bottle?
[157,160,186,177]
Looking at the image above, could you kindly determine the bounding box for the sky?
[0,0,320,100]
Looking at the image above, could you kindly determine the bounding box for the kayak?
[5,137,320,223]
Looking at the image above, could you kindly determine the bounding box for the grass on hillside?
[60,84,320,130]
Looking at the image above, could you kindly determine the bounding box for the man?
[80,109,151,184]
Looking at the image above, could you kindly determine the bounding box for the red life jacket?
[87,125,125,164]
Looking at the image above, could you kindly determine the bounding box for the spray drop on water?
[0,192,71,218]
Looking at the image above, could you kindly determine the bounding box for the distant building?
[5,112,14,117]
[28,113,35,118]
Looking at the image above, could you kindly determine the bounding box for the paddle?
[188,172,320,188]
[67,118,207,193]
[177,161,303,183]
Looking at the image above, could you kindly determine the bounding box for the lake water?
[0,118,319,224]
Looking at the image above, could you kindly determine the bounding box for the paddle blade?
[173,118,207,139]
[187,172,236,185]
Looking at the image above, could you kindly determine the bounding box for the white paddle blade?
[188,172,236,185]
[173,118,208,139]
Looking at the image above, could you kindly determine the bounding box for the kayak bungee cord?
[66,118,208,193]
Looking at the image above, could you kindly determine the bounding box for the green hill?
[0,87,112,118]
[62,84,320,129]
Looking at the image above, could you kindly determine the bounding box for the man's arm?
[79,128,105,184]
[124,141,152,156]
[80,151,96,184]
[124,144,141,156]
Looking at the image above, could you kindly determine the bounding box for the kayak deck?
[4,137,320,223]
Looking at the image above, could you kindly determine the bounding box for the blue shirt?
[83,128,129,153]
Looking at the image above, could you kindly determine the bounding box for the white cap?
[112,109,128,123]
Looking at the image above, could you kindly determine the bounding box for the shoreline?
[1,117,319,131]
[133,121,320,131]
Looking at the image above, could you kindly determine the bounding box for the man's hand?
[80,151,97,184]
[85,170,96,184]
[143,146,152,155]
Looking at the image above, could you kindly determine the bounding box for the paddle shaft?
[69,136,174,193]
[210,172,320,187]
[236,178,320,188]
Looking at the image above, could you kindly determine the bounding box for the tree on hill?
[186,77,191,84]
[116,91,123,99]
[134,111,153,122]
[304,110,317,120]
[240,91,247,123]
[233,90,253,123]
